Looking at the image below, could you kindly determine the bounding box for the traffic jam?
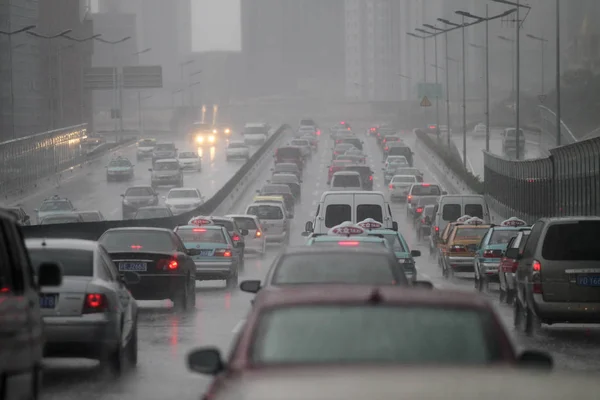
[8,119,600,399]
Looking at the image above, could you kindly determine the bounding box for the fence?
[538,105,579,146]
[484,136,600,223]
[0,124,87,199]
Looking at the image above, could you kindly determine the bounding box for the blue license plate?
[577,276,600,287]
[119,262,147,272]
[39,294,57,309]
[199,250,212,257]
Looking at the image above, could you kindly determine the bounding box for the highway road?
[31,123,600,400]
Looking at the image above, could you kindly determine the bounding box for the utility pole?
[556,0,561,146]
[485,5,490,152]
[515,1,521,160]
[434,33,440,138]
[445,32,451,147]
[461,16,467,169]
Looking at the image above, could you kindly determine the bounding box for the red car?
[187,286,552,400]
[327,159,352,183]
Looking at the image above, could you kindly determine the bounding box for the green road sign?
[418,82,443,99]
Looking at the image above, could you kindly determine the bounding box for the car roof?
[26,238,98,251]
[312,236,385,243]
[154,158,178,163]
[226,214,259,220]
[104,227,172,233]
[168,187,197,192]
[77,210,101,214]
[228,140,246,145]
[274,163,298,168]
[333,171,360,176]
[156,142,175,145]
[125,185,154,192]
[137,206,169,210]
[247,202,283,208]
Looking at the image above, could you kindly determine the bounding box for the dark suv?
[344,165,374,190]
[152,142,178,164]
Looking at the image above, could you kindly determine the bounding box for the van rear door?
[353,193,385,225]
[321,193,354,230]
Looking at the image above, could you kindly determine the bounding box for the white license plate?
[119,262,147,272]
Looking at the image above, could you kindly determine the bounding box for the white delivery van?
[432,194,491,237]
[303,191,397,235]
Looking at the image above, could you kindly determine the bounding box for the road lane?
[42,124,600,400]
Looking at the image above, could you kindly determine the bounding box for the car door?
[172,233,196,280]
[100,249,133,340]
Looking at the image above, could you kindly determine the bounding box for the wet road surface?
[41,125,600,400]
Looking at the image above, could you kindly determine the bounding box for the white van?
[330,171,362,191]
[245,202,289,243]
[304,191,397,235]
[432,194,491,236]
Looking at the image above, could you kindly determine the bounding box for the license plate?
[577,275,600,287]
[39,294,58,309]
[119,262,147,272]
[199,250,212,257]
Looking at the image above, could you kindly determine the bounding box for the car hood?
[153,170,180,176]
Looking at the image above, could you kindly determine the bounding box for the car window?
[229,143,248,149]
[154,162,179,171]
[79,212,101,222]
[411,185,441,196]
[29,248,94,276]
[465,204,484,219]
[522,222,544,259]
[109,159,131,167]
[276,148,300,158]
[489,230,518,245]
[356,205,383,223]
[125,187,153,197]
[168,190,199,199]
[454,228,488,240]
[273,254,396,285]
[442,204,461,221]
[232,217,258,230]
[212,220,235,232]
[380,233,407,252]
[139,139,155,146]
[332,175,361,187]
[541,221,600,261]
[176,228,227,244]
[99,230,176,253]
[41,215,80,224]
[39,200,72,212]
[325,204,351,228]
[179,152,197,158]
[155,144,175,150]
[247,205,283,220]
[252,306,495,365]
[392,176,416,183]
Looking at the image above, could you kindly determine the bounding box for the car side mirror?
[518,350,553,370]
[122,271,141,285]
[240,280,261,294]
[410,250,421,257]
[413,280,434,290]
[187,347,225,376]
[37,262,62,287]
[304,221,313,233]
[241,229,249,236]
[504,248,520,259]
[392,221,398,231]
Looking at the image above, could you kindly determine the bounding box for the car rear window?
[251,306,494,365]
[356,205,383,223]
[380,233,407,252]
[99,230,175,253]
[392,176,416,183]
[229,142,248,149]
[155,144,175,151]
[79,212,101,222]
[411,185,441,196]
[125,187,153,196]
[176,229,227,244]
[276,148,300,158]
[247,205,284,220]
[41,216,80,224]
[541,222,600,261]
[332,175,361,187]
[29,249,94,277]
[465,204,484,219]
[442,204,461,221]
[139,139,155,146]
[232,217,258,230]
[489,230,518,245]
[325,205,351,228]
[273,254,396,285]
[454,228,488,240]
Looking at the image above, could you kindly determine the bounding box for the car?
[473,217,529,292]
[226,141,251,161]
[190,122,217,146]
[213,123,232,137]
[271,162,301,181]
[299,118,318,130]
[300,133,318,150]
[163,187,205,215]
[151,142,178,164]
[189,216,248,265]
[268,173,301,200]
[3,205,31,225]
[408,196,440,221]
[245,202,289,244]
[473,123,487,136]
[327,159,353,184]
[177,151,202,171]
[76,210,105,221]
[188,286,552,399]
[330,171,362,191]
[388,175,418,200]
[332,143,357,159]
[174,224,240,288]
[133,206,173,219]
[304,221,391,249]
[406,183,445,216]
[499,228,531,304]
[441,217,492,278]
[34,195,76,224]
[39,213,84,225]
[334,154,365,164]
[136,138,156,160]
[243,123,270,145]
[121,186,159,219]
[392,167,424,182]
[274,146,303,170]
[257,184,295,211]
[344,165,374,190]
[334,136,363,151]
[226,214,266,257]
[415,204,435,241]
[253,195,294,219]
[149,159,184,188]
[26,238,139,375]
[106,156,134,181]
[98,227,198,309]
[289,139,311,158]
[295,125,317,138]
[0,209,63,400]
[385,143,413,165]
[383,155,409,169]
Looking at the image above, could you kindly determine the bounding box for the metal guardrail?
[483,136,600,224]
[538,105,579,146]
[0,124,88,200]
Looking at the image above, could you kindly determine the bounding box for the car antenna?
[367,288,383,304]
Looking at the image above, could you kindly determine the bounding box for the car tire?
[127,321,138,366]
[524,303,541,336]
[107,334,125,376]
[226,270,238,289]
[173,281,189,311]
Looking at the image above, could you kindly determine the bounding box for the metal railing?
[484,136,600,223]
[538,105,579,146]
[0,124,87,199]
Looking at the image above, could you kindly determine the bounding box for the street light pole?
[526,34,548,95]
[461,16,467,169]
[556,0,562,146]
[485,5,490,152]
[445,32,451,147]
[515,2,521,160]
[434,33,440,138]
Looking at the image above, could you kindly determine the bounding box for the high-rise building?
[241,0,345,99]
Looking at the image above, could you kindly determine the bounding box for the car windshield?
[392,176,416,183]
[251,306,492,365]
[138,139,155,146]
[454,228,488,240]
[176,229,227,244]
[272,254,395,285]
[134,208,171,219]
[79,212,101,222]
[179,152,197,158]
[380,233,407,252]
[277,148,300,158]
[109,159,131,167]
[411,185,441,196]
[245,126,268,134]
[229,142,248,149]
[29,248,94,277]
[168,190,199,199]
[39,200,72,212]
[489,230,518,245]
[335,144,354,151]
[332,175,361,187]
[275,164,297,172]
[387,156,407,164]
[41,215,79,224]
[125,187,153,197]
[232,217,258,230]
[247,205,283,220]
[154,162,179,171]
[155,144,175,151]
[100,230,175,252]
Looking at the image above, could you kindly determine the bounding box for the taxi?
[106,156,134,181]
[253,195,294,218]
[177,220,240,288]
[358,219,421,283]
[473,217,529,290]
[305,221,390,250]
[34,195,76,224]
[442,217,491,278]
[435,215,472,267]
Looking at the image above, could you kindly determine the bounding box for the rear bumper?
[194,261,235,280]
[151,177,181,185]
[43,315,119,358]
[265,231,288,242]
[245,239,266,253]
[127,274,187,300]
[532,294,600,323]
[478,261,500,277]
[446,256,475,272]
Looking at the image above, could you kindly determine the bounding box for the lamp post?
[180,60,195,106]
[407,32,427,82]
[137,93,152,137]
[418,27,440,137]
[526,33,548,96]
[555,0,561,146]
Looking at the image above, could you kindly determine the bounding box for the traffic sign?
[84,67,116,90]
[538,94,547,103]
[122,65,163,89]
[420,96,432,107]
[418,82,443,99]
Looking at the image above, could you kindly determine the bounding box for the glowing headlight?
[196,136,204,143]
[208,135,215,143]
[225,128,231,134]
[213,129,217,134]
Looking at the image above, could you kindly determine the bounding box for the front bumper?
[446,256,475,272]
[180,162,201,170]
[226,152,250,159]
[194,260,235,280]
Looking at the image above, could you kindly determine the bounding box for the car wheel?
[107,333,125,376]
[173,281,189,311]
[226,270,238,289]
[127,321,138,366]
[524,303,541,336]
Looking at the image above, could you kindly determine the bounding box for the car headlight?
[225,128,231,134]
[212,129,217,134]
[196,136,204,143]
[208,135,215,143]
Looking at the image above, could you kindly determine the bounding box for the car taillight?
[450,245,466,253]
[416,207,423,213]
[232,234,240,242]
[434,226,439,232]
[384,147,389,151]
[407,195,412,202]
[483,250,502,258]
[510,260,519,273]
[338,241,360,246]
[532,259,543,294]
[157,258,179,270]
[255,230,262,238]
[369,175,373,181]
[215,248,232,257]
[329,167,333,172]
[131,245,142,250]
[389,184,394,189]
[83,293,108,313]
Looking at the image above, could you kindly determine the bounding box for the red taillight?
[429,125,436,129]
[434,226,439,232]
[316,130,321,136]
[383,139,387,143]
[369,175,373,181]
[389,184,394,189]
[329,167,333,172]
[255,230,262,238]
[422,183,431,187]
[232,234,240,242]
[532,260,541,272]
[347,127,351,131]
[416,207,423,213]
[338,241,360,246]
[215,248,232,257]
[384,146,389,151]
[131,245,142,250]
[532,260,542,294]
[510,260,519,273]
[370,127,376,131]
[407,195,412,201]
[193,228,206,232]
[450,245,466,253]
[157,258,179,270]
[83,293,108,313]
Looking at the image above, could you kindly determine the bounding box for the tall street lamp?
[555,0,562,146]
[180,60,195,106]
[498,35,516,100]
[407,32,427,83]
[417,27,440,137]
[526,33,548,96]
[424,23,449,142]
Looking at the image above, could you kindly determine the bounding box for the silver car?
[149,159,184,188]
[226,214,266,256]
[26,238,139,375]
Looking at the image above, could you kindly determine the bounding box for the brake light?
[429,125,436,129]
[384,146,389,151]
[193,228,206,232]
[416,207,423,213]
[407,195,412,201]
[532,260,542,294]
[215,248,232,257]
[255,230,262,238]
[131,245,142,250]
[422,183,431,187]
[370,127,376,131]
[532,260,541,272]
[383,139,387,143]
[316,130,321,135]
[232,234,240,242]
[389,184,394,189]
[369,175,373,181]
[338,241,360,246]
[483,250,501,258]
[83,293,108,313]
[421,218,426,224]
[157,258,179,270]
[450,245,466,253]
[347,127,351,131]
[435,226,439,232]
